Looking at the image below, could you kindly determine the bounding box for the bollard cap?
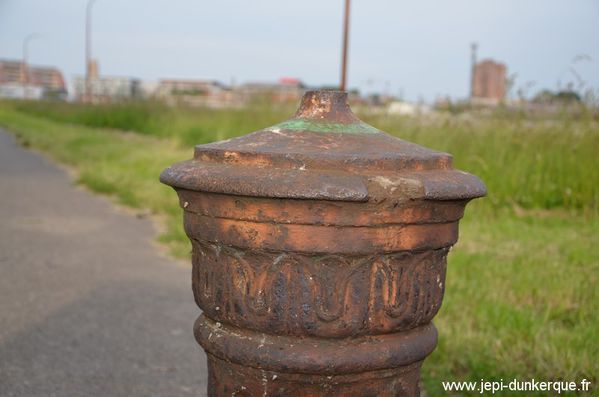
[160,90,486,202]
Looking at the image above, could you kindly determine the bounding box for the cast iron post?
[161,90,485,396]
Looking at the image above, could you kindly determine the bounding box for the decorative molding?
[192,239,448,337]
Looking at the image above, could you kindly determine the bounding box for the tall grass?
[365,113,599,213]
[1,100,598,396]
[12,100,294,146]
[12,100,599,214]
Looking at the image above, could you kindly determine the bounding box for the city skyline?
[1,0,598,102]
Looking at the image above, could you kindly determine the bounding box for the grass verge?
[1,102,597,396]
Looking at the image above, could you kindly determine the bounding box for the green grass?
[1,100,598,396]
[365,114,599,213]
[11,100,295,147]
[424,213,599,396]
[12,100,599,213]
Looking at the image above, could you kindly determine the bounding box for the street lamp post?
[85,0,98,102]
[340,0,351,92]
[470,42,478,100]
[22,33,40,99]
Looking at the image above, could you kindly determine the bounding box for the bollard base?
[195,315,436,397]
[207,354,422,397]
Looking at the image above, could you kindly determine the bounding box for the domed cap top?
[161,90,486,202]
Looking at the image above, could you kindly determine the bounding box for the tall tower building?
[472,60,507,103]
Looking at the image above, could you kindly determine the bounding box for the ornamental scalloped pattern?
[192,239,448,338]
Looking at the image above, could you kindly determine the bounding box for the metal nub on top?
[294,90,359,124]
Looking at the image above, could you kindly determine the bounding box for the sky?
[0,0,598,102]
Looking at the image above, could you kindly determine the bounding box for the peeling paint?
[271,118,380,135]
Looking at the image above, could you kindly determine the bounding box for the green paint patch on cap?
[271,118,380,134]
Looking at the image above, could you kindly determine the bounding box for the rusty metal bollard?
[160,90,485,396]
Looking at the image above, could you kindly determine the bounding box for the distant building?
[155,79,233,107]
[471,59,507,104]
[0,59,67,100]
[73,75,141,102]
[152,77,307,107]
[87,59,99,80]
[238,78,307,104]
[387,101,431,116]
[74,60,142,102]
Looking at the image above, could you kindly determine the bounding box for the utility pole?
[85,0,98,102]
[22,33,40,99]
[470,42,478,99]
[340,0,351,92]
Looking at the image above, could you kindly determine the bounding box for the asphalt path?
[0,129,207,397]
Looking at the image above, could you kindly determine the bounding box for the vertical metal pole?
[340,0,350,92]
[22,38,28,99]
[85,0,97,102]
[22,34,39,100]
[470,42,478,99]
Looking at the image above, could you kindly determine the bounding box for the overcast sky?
[1,0,597,102]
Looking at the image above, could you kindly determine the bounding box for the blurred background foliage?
[1,100,597,396]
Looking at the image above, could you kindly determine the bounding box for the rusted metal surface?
[161,90,485,396]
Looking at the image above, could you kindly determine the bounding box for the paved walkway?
[0,130,207,397]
